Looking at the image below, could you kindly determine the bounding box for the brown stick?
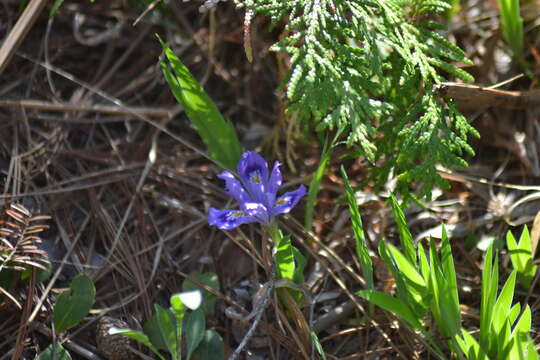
[0,99,174,119]
[435,82,540,109]
[0,0,49,74]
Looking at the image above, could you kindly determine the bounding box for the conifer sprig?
[235,0,479,198]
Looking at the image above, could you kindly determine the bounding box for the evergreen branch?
[235,0,477,199]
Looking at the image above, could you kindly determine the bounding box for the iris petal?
[217,171,249,204]
[270,185,307,217]
[267,161,282,196]
[242,202,271,224]
[208,208,258,230]
[238,152,269,204]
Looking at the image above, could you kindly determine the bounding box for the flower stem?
[262,221,280,273]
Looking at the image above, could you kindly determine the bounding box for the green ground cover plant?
[111,273,224,360]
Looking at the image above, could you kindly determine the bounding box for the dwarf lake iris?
[208,152,306,230]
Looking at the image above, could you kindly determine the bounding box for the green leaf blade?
[53,274,95,334]
[158,37,242,170]
[357,289,422,329]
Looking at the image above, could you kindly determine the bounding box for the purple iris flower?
[208,152,306,230]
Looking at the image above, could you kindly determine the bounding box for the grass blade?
[480,243,497,349]
[498,0,524,59]
[389,194,416,264]
[341,166,373,290]
[304,134,336,231]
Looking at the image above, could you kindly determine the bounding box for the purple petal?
[267,161,282,196]
[238,152,269,203]
[242,202,271,224]
[208,208,258,230]
[217,171,249,204]
[270,185,307,217]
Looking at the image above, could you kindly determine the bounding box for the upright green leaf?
[275,230,304,304]
[507,226,537,288]
[480,244,498,350]
[342,166,373,291]
[158,37,242,170]
[492,270,517,335]
[498,0,524,59]
[438,228,461,337]
[275,231,295,281]
[390,195,416,264]
[185,307,206,360]
[305,135,334,230]
[155,304,178,360]
[387,243,427,308]
[53,274,95,333]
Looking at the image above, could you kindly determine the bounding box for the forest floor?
[0,1,539,359]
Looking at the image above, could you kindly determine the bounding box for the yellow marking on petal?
[250,173,261,184]
[275,198,288,205]
[229,211,246,218]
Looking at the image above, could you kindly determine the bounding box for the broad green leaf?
[53,274,95,333]
[182,273,219,315]
[292,246,307,285]
[155,304,178,360]
[158,37,242,170]
[275,232,295,281]
[185,307,206,360]
[35,343,72,360]
[109,328,166,360]
[193,329,225,360]
[357,289,422,329]
[342,166,373,290]
[389,195,416,264]
[144,314,168,350]
[274,229,306,303]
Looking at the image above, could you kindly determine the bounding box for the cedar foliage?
[235,0,480,199]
